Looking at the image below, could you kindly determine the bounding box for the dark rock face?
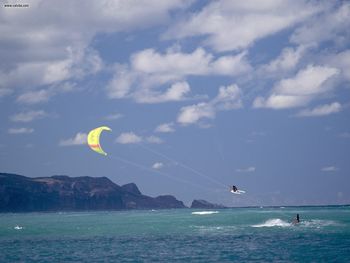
[154,195,187,209]
[121,183,141,195]
[0,173,186,212]
[190,199,227,209]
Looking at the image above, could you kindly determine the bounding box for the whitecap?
[301,219,340,228]
[192,225,236,234]
[14,225,23,230]
[252,218,291,228]
[192,211,219,215]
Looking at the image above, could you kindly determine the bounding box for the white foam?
[301,219,339,228]
[192,225,236,234]
[252,218,291,228]
[14,225,23,230]
[192,211,219,215]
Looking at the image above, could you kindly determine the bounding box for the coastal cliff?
[0,173,186,212]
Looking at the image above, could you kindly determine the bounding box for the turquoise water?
[1,206,349,262]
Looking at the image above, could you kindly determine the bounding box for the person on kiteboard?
[292,214,300,224]
[231,185,238,192]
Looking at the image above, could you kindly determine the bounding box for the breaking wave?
[252,218,291,228]
[192,211,219,215]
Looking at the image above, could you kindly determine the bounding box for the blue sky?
[1,0,349,206]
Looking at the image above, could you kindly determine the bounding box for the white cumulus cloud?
[134,81,191,104]
[164,0,323,52]
[59,132,87,146]
[152,162,164,169]
[177,102,215,125]
[116,132,142,144]
[253,65,339,109]
[155,122,175,133]
[291,3,350,47]
[177,84,242,125]
[115,132,164,144]
[104,113,123,120]
[321,166,338,172]
[8,127,34,134]
[107,47,250,103]
[16,89,51,104]
[10,110,47,122]
[236,167,256,173]
[325,50,350,82]
[296,102,342,117]
[0,0,189,100]
[260,45,307,74]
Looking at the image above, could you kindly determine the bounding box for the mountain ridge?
[0,172,187,212]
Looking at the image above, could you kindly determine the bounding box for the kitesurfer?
[231,185,238,192]
[292,214,300,224]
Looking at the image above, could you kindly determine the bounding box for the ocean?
[1,206,349,262]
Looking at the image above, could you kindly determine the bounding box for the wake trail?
[252,218,291,228]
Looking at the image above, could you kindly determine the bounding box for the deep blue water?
[1,206,349,262]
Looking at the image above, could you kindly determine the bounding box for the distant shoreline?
[232,204,350,209]
[1,204,349,214]
[1,172,349,212]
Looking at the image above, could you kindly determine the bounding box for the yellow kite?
[87,126,111,155]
